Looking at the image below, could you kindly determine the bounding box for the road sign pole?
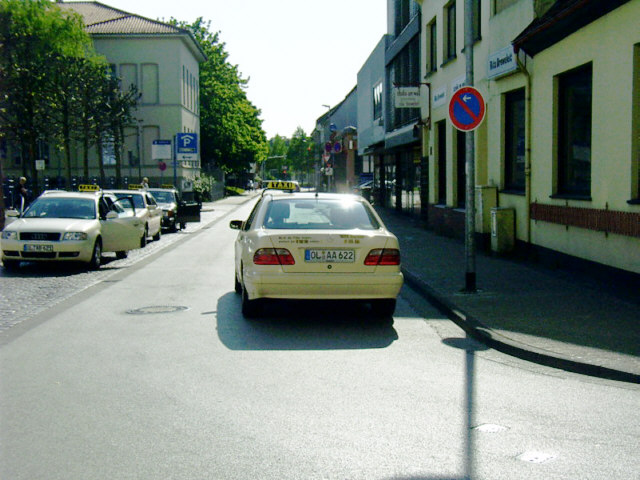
[173,135,178,189]
[464,0,477,294]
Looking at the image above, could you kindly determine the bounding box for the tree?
[0,0,94,187]
[287,127,314,175]
[172,18,268,174]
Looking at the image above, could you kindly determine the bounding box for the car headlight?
[1,231,17,240]
[62,232,88,241]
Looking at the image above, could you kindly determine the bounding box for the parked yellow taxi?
[1,186,143,270]
[105,188,162,246]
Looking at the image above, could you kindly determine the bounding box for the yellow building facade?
[417,0,640,274]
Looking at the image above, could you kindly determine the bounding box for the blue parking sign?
[176,133,198,154]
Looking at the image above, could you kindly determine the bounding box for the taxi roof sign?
[78,184,100,192]
[264,180,298,191]
[127,184,143,190]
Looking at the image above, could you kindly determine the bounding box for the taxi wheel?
[89,239,102,270]
[241,283,261,318]
[234,273,242,294]
[373,299,396,319]
[140,227,148,248]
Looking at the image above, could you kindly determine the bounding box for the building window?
[142,63,159,104]
[120,63,137,93]
[373,82,383,121]
[557,64,592,197]
[444,1,456,62]
[494,0,518,15]
[426,19,437,74]
[390,36,420,130]
[505,89,526,192]
[394,0,420,36]
[472,0,481,41]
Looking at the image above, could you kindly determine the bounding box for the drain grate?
[126,305,189,315]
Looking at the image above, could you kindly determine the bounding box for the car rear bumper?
[244,271,404,300]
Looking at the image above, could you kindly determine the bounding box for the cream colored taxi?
[105,188,162,246]
[1,186,144,270]
[230,186,403,318]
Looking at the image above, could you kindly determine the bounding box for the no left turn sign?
[449,86,486,132]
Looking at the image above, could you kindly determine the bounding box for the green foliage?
[171,18,268,174]
[0,0,138,188]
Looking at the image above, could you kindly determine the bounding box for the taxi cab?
[229,183,403,318]
[1,185,144,270]
[105,186,162,246]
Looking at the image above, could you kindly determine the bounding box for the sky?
[100,0,388,140]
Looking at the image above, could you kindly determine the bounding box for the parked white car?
[106,189,162,246]
[1,189,143,270]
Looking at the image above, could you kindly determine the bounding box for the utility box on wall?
[491,207,515,253]
[476,185,498,234]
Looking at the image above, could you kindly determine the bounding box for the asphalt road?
[1,198,638,480]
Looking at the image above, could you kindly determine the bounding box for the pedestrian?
[16,177,29,211]
[141,177,149,189]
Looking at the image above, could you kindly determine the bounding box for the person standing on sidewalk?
[15,177,29,212]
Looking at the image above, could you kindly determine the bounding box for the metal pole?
[464,0,477,292]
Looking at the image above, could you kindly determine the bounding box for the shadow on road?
[215,292,399,351]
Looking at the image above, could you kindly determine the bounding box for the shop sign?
[432,85,447,109]
[488,46,518,80]
[451,74,467,94]
[395,87,421,108]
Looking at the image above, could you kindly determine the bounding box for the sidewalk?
[375,208,640,384]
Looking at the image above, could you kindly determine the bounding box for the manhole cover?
[126,306,189,315]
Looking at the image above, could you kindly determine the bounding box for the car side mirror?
[229,220,243,230]
[106,211,118,220]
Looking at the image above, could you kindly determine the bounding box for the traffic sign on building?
[448,86,486,132]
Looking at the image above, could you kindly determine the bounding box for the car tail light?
[253,248,295,265]
[364,248,401,266]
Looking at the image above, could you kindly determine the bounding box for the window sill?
[441,56,457,68]
[550,194,592,201]
[500,189,525,196]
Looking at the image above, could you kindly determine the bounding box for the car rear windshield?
[149,191,175,203]
[113,192,145,209]
[263,199,380,230]
[23,197,96,220]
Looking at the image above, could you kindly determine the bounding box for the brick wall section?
[531,203,640,238]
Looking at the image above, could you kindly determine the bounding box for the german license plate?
[24,244,53,252]
[305,249,355,263]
